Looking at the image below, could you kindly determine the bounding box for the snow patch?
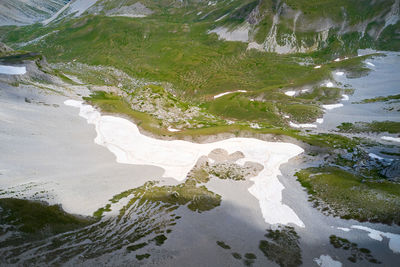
[323,104,343,110]
[324,82,334,88]
[369,153,384,161]
[250,123,261,129]
[167,127,181,132]
[381,136,400,143]
[351,225,400,253]
[314,255,342,267]
[314,65,322,69]
[366,62,376,67]
[289,122,317,128]
[285,91,296,97]
[0,65,26,75]
[337,227,351,232]
[215,13,228,22]
[335,71,344,76]
[341,95,349,101]
[65,100,305,227]
[214,90,247,99]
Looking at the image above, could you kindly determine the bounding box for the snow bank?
[215,13,228,22]
[381,136,400,143]
[65,100,305,227]
[323,104,343,110]
[289,122,317,128]
[167,127,181,132]
[250,123,261,129]
[285,91,296,96]
[111,14,146,18]
[314,255,342,267]
[369,153,384,161]
[325,82,334,88]
[214,90,247,99]
[0,65,26,75]
[352,225,400,253]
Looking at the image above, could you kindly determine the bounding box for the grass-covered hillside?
[1,0,396,126]
[2,11,377,126]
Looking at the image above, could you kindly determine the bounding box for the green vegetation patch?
[216,241,231,249]
[259,226,302,267]
[355,94,400,104]
[330,235,380,264]
[296,87,342,104]
[232,252,242,259]
[0,52,42,64]
[337,121,400,134]
[244,252,257,266]
[296,167,400,224]
[127,242,147,251]
[94,180,221,218]
[152,234,167,246]
[136,253,151,260]
[0,198,92,235]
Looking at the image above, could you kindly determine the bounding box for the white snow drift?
[213,90,247,99]
[381,136,400,143]
[351,225,400,254]
[65,100,305,227]
[314,255,342,267]
[285,91,296,96]
[0,65,26,75]
[322,104,343,110]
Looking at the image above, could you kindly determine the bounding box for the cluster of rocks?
[188,148,264,182]
[0,42,13,56]
[128,85,219,128]
[55,62,222,129]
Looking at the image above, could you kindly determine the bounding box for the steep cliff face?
[206,0,400,53]
[0,0,69,26]
[1,0,398,53]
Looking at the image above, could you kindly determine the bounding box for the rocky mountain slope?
[1,0,399,52]
[0,0,68,26]
[201,0,400,53]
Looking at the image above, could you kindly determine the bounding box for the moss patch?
[259,226,302,267]
[216,241,231,249]
[330,235,380,264]
[0,198,92,236]
[337,121,400,134]
[296,167,400,225]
